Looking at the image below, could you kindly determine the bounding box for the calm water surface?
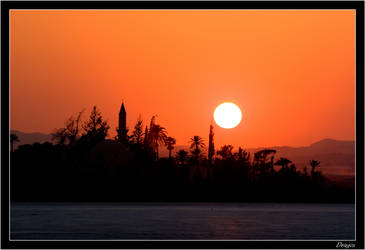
[11,202,355,240]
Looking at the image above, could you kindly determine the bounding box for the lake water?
[10,202,355,240]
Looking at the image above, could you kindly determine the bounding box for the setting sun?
[214,102,242,129]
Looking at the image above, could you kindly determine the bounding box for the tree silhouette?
[303,165,308,177]
[254,149,277,164]
[208,124,215,163]
[274,157,292,171]
[51,128,68,145]
[143,125,149,149]
[82,106,110,143]
[253,149,276,175]
[149,120,168,160]
[66,110,84,145]
[149,115,156,129]
[309,160,320,174]
[234,147,250,163]
[10,133,20,153]
[289,163,297,172]
[189,136,205,162]
[145,116,155,150]
[51,110,84,145]
[10,103,352,204]
[165,137,176,159]
[132,115,144,146]
[217,145,234,160]
[176,149,188,166]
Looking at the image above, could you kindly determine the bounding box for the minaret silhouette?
[118,101,127,142]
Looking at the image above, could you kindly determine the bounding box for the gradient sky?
[10,10,355,148]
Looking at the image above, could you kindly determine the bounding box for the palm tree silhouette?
[309,160,320,174]
[189,136,205,162]
[235,147,250,163]
[149,124,168,160]
[253,149,276,174]
[165,137,176,159]
[254,149,277,164]
[10,133,20,153]
[289,163,296,172]
[274,157,292,171]
[303,165,308,177]
[176,149,188,166]
[217,145,234,160]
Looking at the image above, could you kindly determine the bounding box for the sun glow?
[213,102,242,129]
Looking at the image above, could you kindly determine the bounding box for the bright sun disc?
[214,102,242,129]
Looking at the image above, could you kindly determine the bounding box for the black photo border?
[1,1,364,249]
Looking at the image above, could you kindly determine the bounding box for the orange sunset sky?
[10,10,355,148]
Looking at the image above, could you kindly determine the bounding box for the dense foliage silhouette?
[10,106,354,202]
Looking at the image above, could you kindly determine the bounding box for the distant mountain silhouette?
[10,130,53,150]
[160,138,355,184]
[255,139,355,176]
[309,138,354,154]
[10,130,354,183]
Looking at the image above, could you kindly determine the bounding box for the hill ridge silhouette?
[10,130,355,176]
[10,129,355,149]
